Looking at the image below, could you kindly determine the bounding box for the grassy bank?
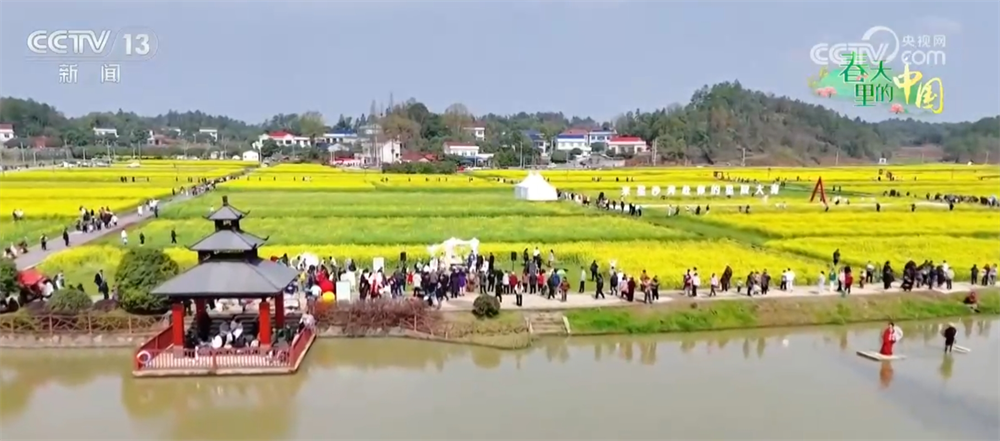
[563,290,1000,335]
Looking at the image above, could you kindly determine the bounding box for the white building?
[199,128,219,141]
[252,131,311,149]
[553,134,589,152]
[443,141,480,157]
[0,124,14,143]
[587,129,615,146]
[464,124,486,141]
[93,127,119,138]
[359,123,382,136]
[363,140,401,165]
[607,136,649,154]
[242,150,260,162]
[319,131,359,145]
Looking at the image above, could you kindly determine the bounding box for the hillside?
[1,82,997,165]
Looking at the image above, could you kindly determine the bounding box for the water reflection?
[939,354,955,381]
[122,375,307,440]
[0,318,995,439]
[879,361,895,389]
[0,349,129,421]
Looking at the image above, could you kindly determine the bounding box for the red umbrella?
[17,269,46,287]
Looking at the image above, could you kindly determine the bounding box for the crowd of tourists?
[270,243,1000,310]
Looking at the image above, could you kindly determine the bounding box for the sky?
[1,0,997,124]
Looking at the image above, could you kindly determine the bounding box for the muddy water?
[1,319,997,440]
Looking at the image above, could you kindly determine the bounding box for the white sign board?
[373,257,385,272]
[336,281,353,303]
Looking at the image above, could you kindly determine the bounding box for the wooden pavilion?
[132,195,316,378]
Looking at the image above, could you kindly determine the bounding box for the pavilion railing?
[133,327,314,372]
[0,312,167,335]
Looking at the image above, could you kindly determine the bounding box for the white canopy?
[514,171,558,202]
[427,237,480,268]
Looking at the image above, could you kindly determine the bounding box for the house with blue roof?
[587,129,616,146]
[521,129,550,152]
[554,129,590,153]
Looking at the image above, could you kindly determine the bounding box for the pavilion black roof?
[206,205,247,221]
[188,229,268,252]
[205,195,248,221]
[151,259,298,298]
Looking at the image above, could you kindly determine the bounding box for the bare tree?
[443,103,472,137]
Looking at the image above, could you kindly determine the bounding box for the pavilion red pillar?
[259,299,271,348]
[274,294,285,327]
[194,299,206,316]
[171,301,185,349]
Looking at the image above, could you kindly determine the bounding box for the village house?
[587,128,616,146]
[0,124,14,143]
[362,140,401,165]
[400,151,437,163]
[93,127,119,138]
[607,136,649,155]
[199,128,219,141]
[463,123,486,141]
[252,131,311,149]
[522,130,550,152]
[443,141,480,157]
[241,150,260,162]
[554,129,590,153]
[318,131,359,145]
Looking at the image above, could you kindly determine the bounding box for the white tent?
[514,172,558,202]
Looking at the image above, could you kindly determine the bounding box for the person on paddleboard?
[879,321,899,356]
[942,323,958,353]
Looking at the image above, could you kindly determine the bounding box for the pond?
[1,318,997,439]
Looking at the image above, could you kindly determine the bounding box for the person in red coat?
[879,321,896,356]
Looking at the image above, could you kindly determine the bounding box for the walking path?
[434,281,986,312]
[12,193,196,270]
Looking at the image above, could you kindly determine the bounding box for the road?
[13,193,194,270]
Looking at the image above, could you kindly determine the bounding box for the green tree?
[0,258,18,299]
[591,141,607,154]
[298,111,326,147]
[259,139,280,158]
[116,248,181,314]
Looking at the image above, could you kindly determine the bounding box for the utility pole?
[741,147,746,167]
[652,138,658,167]
[835,147,840,166]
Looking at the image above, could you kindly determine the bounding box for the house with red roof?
[0,124,14,143]
[607,136,649,155]
[400,151,437,163]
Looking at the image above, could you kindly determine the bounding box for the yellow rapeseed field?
[766,237,1000,280]
[0,161,249,218]
[43,240,827,290]
[223,163,502,190]
[710,211,1000,238]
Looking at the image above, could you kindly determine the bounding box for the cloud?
[916,16,962,35]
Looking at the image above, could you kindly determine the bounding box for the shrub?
[472,294,501,319]
[115,248,180,314]
[0,258,18,298]
[47,288,93,313]
[119,288,168,315]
